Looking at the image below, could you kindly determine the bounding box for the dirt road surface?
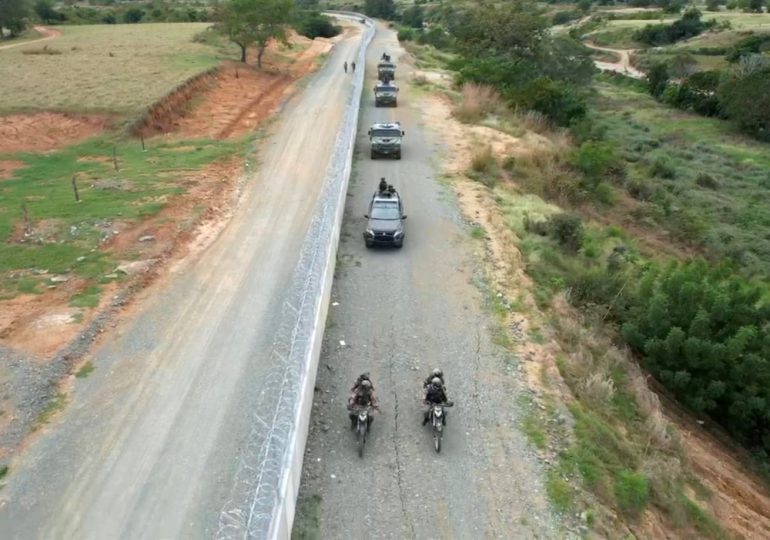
[0,26,61,51]
[585,42,645,79]
[295,24,561,538]
[0,26,362,539]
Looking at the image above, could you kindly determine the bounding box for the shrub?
[615,470,650,517]
[548,213,584,252]
[123,7,144,23]
[397,27,415,41]
[718,66,770,141]
[296,12,341,39]
[453,83,503,123]
[552,10,582,25]
[569,141,622,182]
[515,78,587,127]
[651,156,677,179]
[417,26,451,49]
[695,172,719,189]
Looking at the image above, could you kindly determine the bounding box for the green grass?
[75,361,95,378]
[0,23,236,116]
[469,224,486,239]
[593,81,770,276]
[546,468,575,513]
[0,135,245,300]
[292,493,322,540]
[35,392,68,428]
[614,470,650,517]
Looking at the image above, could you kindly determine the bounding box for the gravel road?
[0,27,362,539]
[295,24,561,539]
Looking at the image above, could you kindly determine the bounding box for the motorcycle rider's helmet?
[432,368,443,378]
[431,377,442,388]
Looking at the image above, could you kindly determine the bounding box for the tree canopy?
[215,0,293,66]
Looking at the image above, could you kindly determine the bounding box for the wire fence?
[215,15,374,540]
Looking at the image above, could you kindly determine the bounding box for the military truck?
[374,82,399,107]
[377,61,396,83]
[368,122,404,159]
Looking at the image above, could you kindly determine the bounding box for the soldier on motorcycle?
[351,372,374,392]
[423,368,445,389]
[422,377,450,426]
[348,379,379,428]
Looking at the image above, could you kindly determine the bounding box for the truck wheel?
[395,151,401,160]
[395,241,403,249]
[393,100,398,107]
[375,102,381,108]
[365,240,373,248]
[371,151,377,159]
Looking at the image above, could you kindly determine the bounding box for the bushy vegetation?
[635,9,717,46]
[294,11,341,39]
[645,55,770,140]
[444,0,595,126]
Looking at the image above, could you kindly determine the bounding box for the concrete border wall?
[215,13,375,540]
[270,15,374,538]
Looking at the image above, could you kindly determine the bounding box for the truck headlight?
[365,229,374,237]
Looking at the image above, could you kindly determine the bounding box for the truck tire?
[371,150,377,159]
[395,151,401,160]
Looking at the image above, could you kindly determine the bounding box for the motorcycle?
[428,401,453,453]
[350,405,373,458]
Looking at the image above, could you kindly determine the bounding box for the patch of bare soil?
[0,160,25,179]
[418,74,770,540]
[137,33,335,140]
[0,113,110,154]
[0,157,242,357]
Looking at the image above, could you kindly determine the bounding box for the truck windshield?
[371,129,401,138]
[371,202,400,220]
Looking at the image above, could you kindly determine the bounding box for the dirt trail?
[585,42,645,79]
[0,26,61,51]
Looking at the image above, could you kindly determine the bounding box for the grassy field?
[0,135,245,301]
[591,77,770,277]
[586,11,770,49]
[0,23,232,116]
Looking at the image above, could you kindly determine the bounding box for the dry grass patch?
[0,23,227,116]
[453,83,504,123]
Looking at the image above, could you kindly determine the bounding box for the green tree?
[215,0,293,66]
[0,0,29,37]
[401,4,424,28]
[718,66,770,141]
[34,0,63,23]
[364,0,396,20]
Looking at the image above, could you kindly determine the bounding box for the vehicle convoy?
[368,122,404,159]
[377,61,396,83]
[363,183,407,248]
[374,81,399,107]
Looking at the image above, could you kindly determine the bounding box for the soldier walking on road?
[343,61,348,73]
[351,61,356,73]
